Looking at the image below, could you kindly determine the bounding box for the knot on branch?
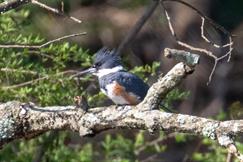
[202,122,220,140]
[218,135,234,147]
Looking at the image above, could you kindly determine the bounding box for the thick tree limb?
[139,62,193,110]
[1,100,243,149]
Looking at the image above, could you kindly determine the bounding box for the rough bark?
[0,100,242,148]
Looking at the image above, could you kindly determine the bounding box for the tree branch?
[161,0,234,85]
[1,49,242,160]
[0,32,87,49]
[2,69,78,90]
[31,0,82,24]
[116,0,159,55]
[1,100,243,149]
[0,0,30,14]
[0,0,82,24]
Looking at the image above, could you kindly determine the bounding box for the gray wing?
[115,72,149,101]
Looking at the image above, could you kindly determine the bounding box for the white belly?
[101,82,130,105]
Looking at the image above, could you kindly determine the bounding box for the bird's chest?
[101,81,130,105]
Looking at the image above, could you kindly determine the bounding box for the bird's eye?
[93,62,101,68]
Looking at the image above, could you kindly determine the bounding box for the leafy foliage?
[192,138,228,162]
[0,10,93,106]
[130,61,160,82]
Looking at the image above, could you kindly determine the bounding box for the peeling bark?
[0,101,242,149]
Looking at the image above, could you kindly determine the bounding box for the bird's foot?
[73,95,89,112]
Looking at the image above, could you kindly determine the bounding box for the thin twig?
[162,5,216,58]
[0,32,87,49]
[28,51,54,60]
[61,1,64,13]
[0,0,30,14]
[1,68,38,75]
[2,70,78,90]
[200,16,234,63]
[0,0,82,24]
[226,152,233,162]
[201,17,221,48]
[177,41,217,59]
[207,59,217,85]
[161,0,233,84]
[39,32,86,48]
[31,0,82,24]
[227,36,233,62]
[163,0,230,36]
[227,144,243,162]
[116,0,159,55]
[135,133,175,155]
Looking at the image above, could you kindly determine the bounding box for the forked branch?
[161,0,233,84]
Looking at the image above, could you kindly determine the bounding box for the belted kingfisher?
[78,47,149,105]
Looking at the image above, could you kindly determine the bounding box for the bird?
[78,47,149,105]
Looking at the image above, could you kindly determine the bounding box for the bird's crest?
[94,47,121,66]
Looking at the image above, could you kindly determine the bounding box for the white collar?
[94,66,123,78]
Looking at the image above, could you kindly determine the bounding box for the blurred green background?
[0,0,243,161]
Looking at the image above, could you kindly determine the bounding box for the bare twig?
[226,151,233,162]
[162,0,231,36]
[0,32,87,49]
[161,0,234,84]
[1,68,38,75]
[135,133,175,155]
[161,5,216,59]
[2,70,78,90]
[61,1,64,13]
[208,59,217,84]
[27,51,54,60]
[39,32,86,48]
[200,17,231,49]
[116,0,159,55]
[227,144,243,162]
[31,0,82,24]
[2,76,48,90]
[0,0,82,24]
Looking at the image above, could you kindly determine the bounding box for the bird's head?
[78,47,123,78]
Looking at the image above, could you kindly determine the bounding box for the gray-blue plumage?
[93,47,122,69]
[99,71,149,102]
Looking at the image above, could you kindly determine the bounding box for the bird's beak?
[72,67,97,77]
